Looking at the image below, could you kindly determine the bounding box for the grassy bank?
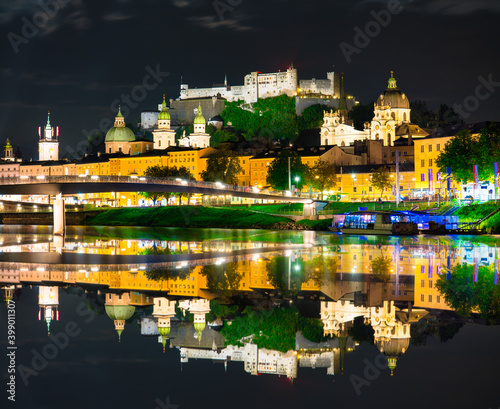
[85,206,300,229]
[455,202,500,232]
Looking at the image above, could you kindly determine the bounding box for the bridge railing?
[0,176,318,203]
[1,175,270,194]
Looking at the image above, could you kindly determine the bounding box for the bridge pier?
[303,202,317,218]
[53,193,66,236]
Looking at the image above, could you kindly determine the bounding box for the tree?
[220,95,299,141]
[266,150,309,191]
[298,104,333,131]
[200,147,243,184]
[200,263,243,298]
[436,131,479,184]
[437,126,500,184]
[307,160,337,199]
[370,255,392,282]
[139,165,194,205]
[436,263,500,322]
[371,166,392,198]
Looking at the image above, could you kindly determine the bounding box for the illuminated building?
[38,112,59,161]
[105,292,136,342]
[38,286,59,335]
[153,95,176,149]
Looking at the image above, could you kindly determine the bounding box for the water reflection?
[1,228,500,382]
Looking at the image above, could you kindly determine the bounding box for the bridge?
[0,176,328,235]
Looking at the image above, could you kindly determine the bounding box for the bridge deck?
[0,176,324,204]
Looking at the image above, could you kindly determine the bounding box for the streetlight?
[295,176,300,196]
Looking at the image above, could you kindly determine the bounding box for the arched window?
[341,141,345,147]
[391,112,395,120]
[403,112,407,121]
[325,139,328,145]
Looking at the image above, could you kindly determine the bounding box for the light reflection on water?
[1,226,500,408]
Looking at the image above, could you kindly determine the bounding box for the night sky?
[1,0,500,160]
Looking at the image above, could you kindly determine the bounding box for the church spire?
[388,71,398,89]
[338,73,348,117]
[114,106,125,127]
[45,111,51,130]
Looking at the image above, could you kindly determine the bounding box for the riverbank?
[84,206,333,231]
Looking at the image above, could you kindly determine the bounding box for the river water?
[0,226,499,409]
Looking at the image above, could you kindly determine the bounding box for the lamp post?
[351,174,356,201]
[294,176,300,196]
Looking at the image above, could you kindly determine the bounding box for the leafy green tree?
[139,165,194,205]
[307,160,337,199]
[436,263,500,321]
[211,129,240,147]
[200,263,243,298]
[266,150,309,191]
[370,255,392,282]
[371,166,392,198]
[298,104,332,131]
[436,131,480,184]
[437,126,500,184]
[220,95,299,141]
[200,147,243,184]
[266,256,307,297]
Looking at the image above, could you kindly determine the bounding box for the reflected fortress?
[1,230,499,379]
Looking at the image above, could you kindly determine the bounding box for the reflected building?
[105,293,136,342]
[153,297,176,352]
[38,286,59,335]
[321,299,427,375]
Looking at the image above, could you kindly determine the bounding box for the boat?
[329,211,419,235]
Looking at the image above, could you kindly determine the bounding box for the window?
[428,295,432,302]
[421,279,425,287]
[420,145,424,153]
[391,152,395,157]
[421,294,424,302]
[428,144,432,152]
[437,295,441,303]
[353,187,357,193]
[421,159,425,167]
[429,281,433,288]
[437,144,441,151]
[429,159,433,167]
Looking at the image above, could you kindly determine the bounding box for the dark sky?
[1,0,500,160]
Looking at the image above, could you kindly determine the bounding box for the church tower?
[38,112,59,161]
[38,286,59,335]
[370,72,411,146]
[153,95,176,149]
[153,297,176,352]
[2,139,14,161]
[179,102,211,148]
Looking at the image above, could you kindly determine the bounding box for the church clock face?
[49,148,54,154]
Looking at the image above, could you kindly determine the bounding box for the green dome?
[105,126,136,143]
[194,103,205,125]
[105,305,136,321]
[158,95,170,120]
[158,326,171,337]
